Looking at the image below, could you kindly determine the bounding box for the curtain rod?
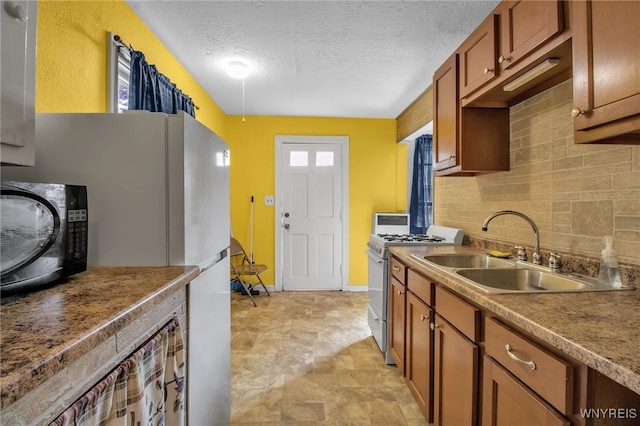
[113,34,200,111]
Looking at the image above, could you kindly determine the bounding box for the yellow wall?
[225,116,398,285]
[34,0,405,286]
[36,0,227,137]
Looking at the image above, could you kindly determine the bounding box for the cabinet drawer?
[434,286,480,342]
[390,257,406,284]
[483,356,569,426]
[485,318,573,414]
[407,269,435,306]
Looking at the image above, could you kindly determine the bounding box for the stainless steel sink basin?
[419,254,514,269]
[455,268,629,293]
[410,252,634,293]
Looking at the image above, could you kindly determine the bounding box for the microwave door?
[1,186,61,278]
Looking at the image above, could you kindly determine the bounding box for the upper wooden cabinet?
[1,0,37,166]
[433,54,510,176]
[459,14,499,100]
[571,0,640,144]
[497,0,564,72]
[457,0,571,101]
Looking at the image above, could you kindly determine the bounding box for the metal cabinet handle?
[430,322,439,331]
[571,107,586,118]
[420,314,427,321]
[505,344,536,370]
[483,67,494,74]
[392,265,401,272]
[397,290,404,295]
[498,55,510,64]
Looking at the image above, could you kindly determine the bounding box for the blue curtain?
[129,50,195,117]
[409,134,433,234]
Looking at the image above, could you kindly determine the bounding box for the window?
[289,151,309,167]
[316,151,334,167]
[108,33,130,113]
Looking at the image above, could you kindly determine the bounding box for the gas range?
[366,224,464,364]
[367,225,464,257]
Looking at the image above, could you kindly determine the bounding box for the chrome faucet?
[482,210,541,265]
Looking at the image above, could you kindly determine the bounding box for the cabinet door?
[433,314,479,426]
[459,13,498,99]
[1,0,37,166]
[482,356,569,426]
[572,0,640,143]
[433,54,459,172]
[498,0,563,71]
[405,291,434,422]
[389,275,406,373]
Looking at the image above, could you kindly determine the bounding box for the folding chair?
[230,237,271,306]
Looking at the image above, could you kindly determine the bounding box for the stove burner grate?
[378,233,446,243]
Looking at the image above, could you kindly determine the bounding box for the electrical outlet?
[264,195,275,206]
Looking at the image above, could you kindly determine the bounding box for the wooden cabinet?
[433,286,480,426]
[459,0,565,102]
[571,0,640,144]
[433,54,510,176]
[405,270,435,421]
[484,318,574,414]
[389,274,406,373]
[1,0,37,166]
[483,317,574,424]
[483,356,569,426]
[497,0,564,73]
[459,14,499,100]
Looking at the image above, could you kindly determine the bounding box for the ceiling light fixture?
[503,58,560,92]
[226,61,249,123]
[226,61,249,79]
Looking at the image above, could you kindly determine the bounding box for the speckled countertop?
[0,266,199,409]
[389,245,640,396]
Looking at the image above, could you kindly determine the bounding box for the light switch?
[265,195,275,206]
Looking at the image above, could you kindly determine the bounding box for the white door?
[275,136,348,291]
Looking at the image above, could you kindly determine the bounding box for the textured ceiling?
[127,0,499,119]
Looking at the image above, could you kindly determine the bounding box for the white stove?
[366,225,464,364]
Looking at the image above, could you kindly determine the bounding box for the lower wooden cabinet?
[389,275,406,373]
[483,356,569,426]
[405,291,434,421]
[433,313,479,426]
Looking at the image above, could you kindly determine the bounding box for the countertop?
[0,266,199,409]
[389,245,640,396]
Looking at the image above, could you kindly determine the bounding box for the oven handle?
[366,249,384,264]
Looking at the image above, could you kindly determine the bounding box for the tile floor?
[230,289,428,425]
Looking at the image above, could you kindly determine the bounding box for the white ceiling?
[126,0,499,119]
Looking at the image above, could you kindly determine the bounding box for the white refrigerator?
[2,111,231,425]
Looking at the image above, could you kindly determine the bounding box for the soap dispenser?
[598,236,622,288]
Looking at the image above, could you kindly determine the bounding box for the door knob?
[284,212,290,218]
[8,3,28,22]
[283,223,290,230]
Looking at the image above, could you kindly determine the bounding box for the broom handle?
[250,195,254,265]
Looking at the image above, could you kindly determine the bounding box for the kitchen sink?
[410,252,634,294]
[419,254,514,269]
[455,268,633,293]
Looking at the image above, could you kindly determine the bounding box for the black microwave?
[0,181,88,295]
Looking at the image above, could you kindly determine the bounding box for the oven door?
[366,249,387,350]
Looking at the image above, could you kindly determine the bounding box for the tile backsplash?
[434,79,639,282]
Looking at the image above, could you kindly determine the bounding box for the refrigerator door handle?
[200,248,229,273]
